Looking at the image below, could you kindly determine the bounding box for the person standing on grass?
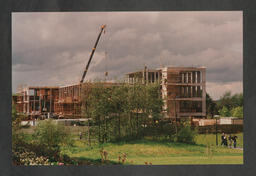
[221,133,225,146]
[224,135,228,147]
[232,135,238,148]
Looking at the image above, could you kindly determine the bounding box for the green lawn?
[195,133,243,148]
[18,126,243,165]
[61,137,243,165]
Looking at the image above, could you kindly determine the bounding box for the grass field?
[61,132,243,165]
[61,138,243,165]
[19,126,243,165]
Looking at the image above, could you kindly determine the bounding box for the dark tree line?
[206,91,243,118]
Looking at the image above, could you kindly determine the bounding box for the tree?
[12,104,27,130]
[145,83,163,120]
[81,82,94,146]
[12,104,17,122]
[126,83,145,137]
[80,81,165,142]
[217,91,243,111]
[32,119,71,159]
[110,84,128,139]
[206,93,217,118]
[33,120,69,148]
[216,91,243,117]
[88,83,110,143]
[231,106,243,118]
[231,93,243,107]
[217,91,233,111]
[219,106,231,117]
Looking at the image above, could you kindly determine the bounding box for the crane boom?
[80,24,106,84]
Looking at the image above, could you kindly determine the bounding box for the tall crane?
[80,24,106,84]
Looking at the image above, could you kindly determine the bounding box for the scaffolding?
[126,66,206,118]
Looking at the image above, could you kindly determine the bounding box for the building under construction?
[126,66,206,118]
[13,66,206,119]
[13,86,59,119]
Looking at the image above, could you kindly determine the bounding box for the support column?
[154,72,156,83]
[142,71,145,84]
[39,88,41,113]
[34,89,36,112]
[195,71,197,83]
[50,88,52,113]
[157,71,160,83]
[27,89,30,113]
[23,90,26,113]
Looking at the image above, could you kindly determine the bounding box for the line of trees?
[206,91,243,118]
[81,81,197,144]
[81,82,164,143]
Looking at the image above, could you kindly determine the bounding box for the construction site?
[12,24,206,120]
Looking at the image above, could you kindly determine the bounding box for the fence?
[192,124,243,134]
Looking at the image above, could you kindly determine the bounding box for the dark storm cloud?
[12,11,242,99]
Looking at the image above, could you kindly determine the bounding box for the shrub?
[12,121,76,165]
[32,119,71,157]
[12,149,50,165]
[162,123,176,140]
[176,122,197,144]
[12,132,76,165]
[34,120,69,146]
[231,106,243,118]
[219,106,231,117]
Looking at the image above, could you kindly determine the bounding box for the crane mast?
[80,24,106,84]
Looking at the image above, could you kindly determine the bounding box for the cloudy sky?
[12,11,242,100]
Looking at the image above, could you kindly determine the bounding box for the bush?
[12,131,76,165]
[231,106,243,118]
[176,122,197,144]
[162,123,176,140]
[219,106,231,117]
[13,149,50,165]
[12,120,77,165]
[33,120,69,146]
[31,119,72,158]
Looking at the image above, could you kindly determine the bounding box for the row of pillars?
[127,71,161,84]
[181,71,202,84]
[180,86,202,98]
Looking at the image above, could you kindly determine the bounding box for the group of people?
[221,133,238,148]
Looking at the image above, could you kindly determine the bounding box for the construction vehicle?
[80,24,106,84]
